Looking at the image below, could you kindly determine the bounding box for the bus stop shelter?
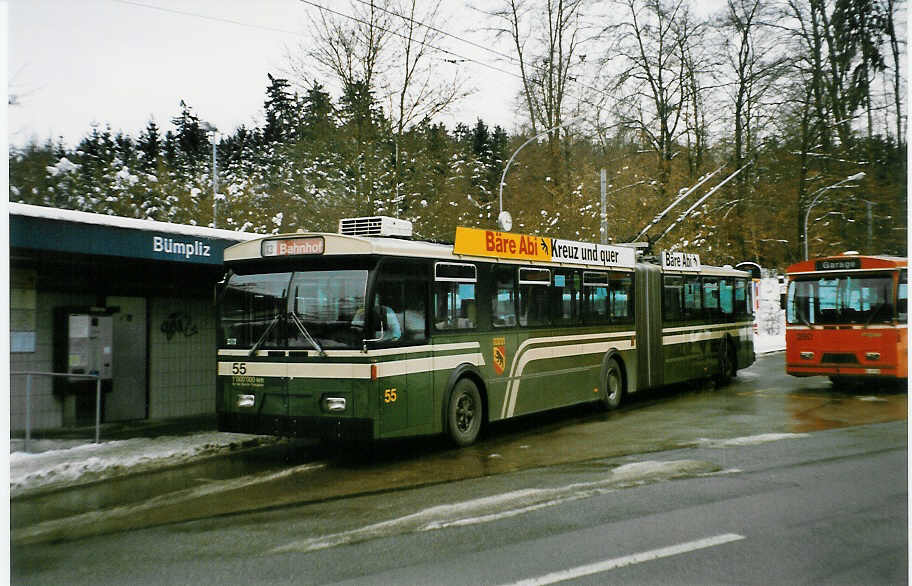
[9,203,260,432]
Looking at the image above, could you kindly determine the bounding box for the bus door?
[374,259,432,436]
[635,264,663,391]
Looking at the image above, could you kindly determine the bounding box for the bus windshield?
[787,274,895,325]
[221,268,369,350]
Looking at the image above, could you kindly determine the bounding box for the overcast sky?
[8,0,521,147]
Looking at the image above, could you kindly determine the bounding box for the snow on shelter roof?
[9,202,262,242]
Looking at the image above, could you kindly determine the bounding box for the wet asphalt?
[10,352,907,545]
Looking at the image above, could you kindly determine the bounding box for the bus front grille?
[821,353,859,364]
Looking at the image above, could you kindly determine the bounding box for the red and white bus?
[785,253,907,385]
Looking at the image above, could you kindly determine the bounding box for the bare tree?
[483,0,588,143]
[882,0,904,142]
[715,0,788,257]
[290,0,468,134]
[289,0,392,95]
[607,0,695,199]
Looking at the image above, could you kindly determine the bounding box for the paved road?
[12,420,906,584]
[12,353,906,546]
[11,352,907,584]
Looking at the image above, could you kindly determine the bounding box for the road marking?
[504,533,746,586]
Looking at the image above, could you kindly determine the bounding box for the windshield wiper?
[864,302,886,327]
[248,315,280,357]
[796,307,814,328]
[288,311,327,357]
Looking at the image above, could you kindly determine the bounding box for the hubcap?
[607,371,620,400]
[456,393,475,432]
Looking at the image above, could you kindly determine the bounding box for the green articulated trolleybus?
[216,216,755,446]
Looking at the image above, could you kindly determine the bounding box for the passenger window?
[734,279,747,318]
[583,272,610,324]
[434,262,476,330]
[374,260,427,344]
[491,266,517,328]
[719,278,734,319]
[703,277,720,318]
[551,269,580,325]
[899,270,907,323]
[663,275,683,321]
[609,272,634,322]
[519,267,551,327]
[683,276,702,320]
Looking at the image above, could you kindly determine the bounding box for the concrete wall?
[10,291,96,432]
[10,290,219,432]
[148,296,217,419]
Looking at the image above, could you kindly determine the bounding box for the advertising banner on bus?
[661,250,702,271]
[454,227,635,269]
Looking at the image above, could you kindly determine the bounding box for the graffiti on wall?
[161,312,199,341]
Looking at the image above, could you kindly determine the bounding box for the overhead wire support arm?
[633,164,726,242]
[655,162,753,244]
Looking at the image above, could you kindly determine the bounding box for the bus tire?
[715,337,737,386]
[601,358,624,410]
[447,378,483,446]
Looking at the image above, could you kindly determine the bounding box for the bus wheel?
[447,378,483,446]
[601,359,624,410]
[715,340,737,386]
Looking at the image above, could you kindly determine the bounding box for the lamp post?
[802,172,866,260]
[201,121,219,228]
[497,115,586,231]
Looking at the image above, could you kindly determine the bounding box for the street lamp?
[200,121,219,228]
[497,115,586,231]
[802,172,866,260]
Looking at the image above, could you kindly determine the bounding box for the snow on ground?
[754,332,785,354]
[689,433,809,449]
[10,432,279,498]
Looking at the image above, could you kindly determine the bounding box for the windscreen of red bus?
[786,273,897,325]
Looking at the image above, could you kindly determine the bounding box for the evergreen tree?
[170,100,208,163]
[263,73,300,144]
[137,120,162,171]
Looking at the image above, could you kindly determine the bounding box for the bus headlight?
[800,352,814,360]
[237,394,255,408]
[865,352,881,361]
[323,396,346,412]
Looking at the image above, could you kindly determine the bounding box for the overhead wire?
[114,0,617,121]
[344,0,617,108]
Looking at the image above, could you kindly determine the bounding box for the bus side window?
[719,278,734,321]
[518,267,551,327]
[609,272,634,323]
[434,263,477,330]
[734,278,747,319]
[582,272,610,324]
[683,276,702,320]
[491,266,517,328]
[898,270,907,323]
[376,259,427,344]
[703,277,720,319]
[663,275,683,322]
[551,269,579,326]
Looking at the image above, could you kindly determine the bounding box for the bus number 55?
[232,363,247,375]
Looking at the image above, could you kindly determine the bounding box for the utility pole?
[600,168,607,244]
[201,121,219,228]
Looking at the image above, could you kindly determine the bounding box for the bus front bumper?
[218,412,374,442]
[786,364,901,378]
